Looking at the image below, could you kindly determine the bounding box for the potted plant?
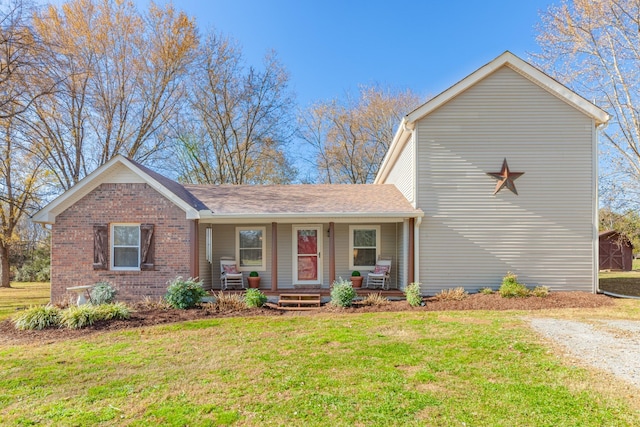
[247,271,261,288]
[350,271,363,288]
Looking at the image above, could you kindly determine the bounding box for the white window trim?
[349,225,381,270]
[110,223,140,271]
[235,226,267,272]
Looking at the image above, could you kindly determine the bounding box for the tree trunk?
[0,243,11,288]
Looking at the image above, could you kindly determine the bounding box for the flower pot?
[248,276,261,288]
[350,276,363,288]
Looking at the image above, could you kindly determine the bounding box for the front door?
[293,225,323,285]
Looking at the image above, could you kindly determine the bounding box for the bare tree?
[535,0,640,206]
[0,112,46,287]
[28,0,198,190]
[174,32,296,185]
[298,85,422,183]
[0,0,55,287]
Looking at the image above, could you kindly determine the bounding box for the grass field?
[0,282,50,320]
[1,307,640,424]
[599,261,640,297]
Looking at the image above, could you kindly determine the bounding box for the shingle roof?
[126,158,209,211]
[181,183,420,217]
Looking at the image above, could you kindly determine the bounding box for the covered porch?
[183,183,423,293]
[196,219,418,293]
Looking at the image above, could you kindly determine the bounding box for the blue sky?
[148,0,555,107]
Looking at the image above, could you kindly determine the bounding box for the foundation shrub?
[95,302,131,320]
[214,292,247,311]
[532,286,550,298]
[165,277,206,309]
[405,282,423,307]
[434,287,468,301]
[330,278,356,307]
[360,292,389,306]
[245,289,267,308]
[61,305,99,329]
[499,272,530,298]
[479,287,494,295]
[12,305,61,330]
[90,282,117,305]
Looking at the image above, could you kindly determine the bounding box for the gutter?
[198,210,425,221]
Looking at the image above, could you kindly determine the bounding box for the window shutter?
[93,224,108,270]
[140,224,155,271]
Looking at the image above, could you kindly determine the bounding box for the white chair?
[220,257,244,290]
[365,257,392,290]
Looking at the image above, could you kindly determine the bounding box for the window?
[236,226,266,271]
[349,225,380,270]
[111,224,140,270]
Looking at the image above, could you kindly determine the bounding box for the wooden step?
[277,293,321,310]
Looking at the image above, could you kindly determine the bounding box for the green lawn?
[1,309,639,426]
[0,282,50,320]
[599,263,640,297]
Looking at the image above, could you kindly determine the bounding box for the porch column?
[329,222,335,284]
[271,222,278,291]
[408,218,415,284]
[190,220,199,279]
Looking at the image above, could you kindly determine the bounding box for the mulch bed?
[0,292,615,345]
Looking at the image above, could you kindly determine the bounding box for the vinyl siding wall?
[385,136,415,203]
[415,67,596,293]
[199,222,401,289]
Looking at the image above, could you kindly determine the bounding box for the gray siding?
[385,137,415,203]
[416,67,595,293]
[200,222,401,289]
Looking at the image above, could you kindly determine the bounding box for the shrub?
[214,292,247,311]
[434,287,468,301]
[12,305,61,330]
[532,286,550,298]
[351,271,361,277]
[14,243,51,282]
[90,282,117,305]
[405,282,422,307]
[164,277,206,309]
[479,287,494,295]
[499,272,530,298]
[245,288,267,308]
[61,305,100,329]
[330,278,356,307]
[95,302,131,320]
[360,292,389,306]
[249,271,259,277]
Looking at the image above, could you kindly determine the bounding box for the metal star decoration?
[487,158,524,195]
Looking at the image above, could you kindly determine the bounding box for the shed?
[599,231,634,271]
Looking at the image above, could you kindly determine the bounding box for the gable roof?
[375,51,611,184]
[33,155,422,224]
[32,155,204,224]
[184,183,421,220]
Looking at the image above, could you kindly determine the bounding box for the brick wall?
[51,183,193,303]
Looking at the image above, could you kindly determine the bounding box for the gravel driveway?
[529,318,640,389]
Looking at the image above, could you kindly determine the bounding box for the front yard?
[1,283,640,425]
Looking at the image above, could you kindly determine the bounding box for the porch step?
[277,293,321,310]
